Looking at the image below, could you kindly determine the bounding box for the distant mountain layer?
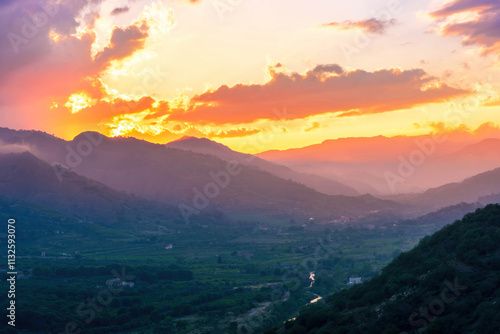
[0,152,183,227]
[166,136,359,196]
[454,138,500,158]
[389,167,500,211]
[0,129,405,220]
[257,135,500,194]
[280,204,500,333]
[479,193,500,205]
[401,202,482,227]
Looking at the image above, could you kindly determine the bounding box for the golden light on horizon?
[106,111,165,137]
[65,92,94,114]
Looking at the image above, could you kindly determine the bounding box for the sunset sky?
[1,0,499,153]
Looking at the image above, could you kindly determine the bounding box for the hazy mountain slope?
[257,135,500,194]
[0,127,66,159]
[401,202,482,227]
[0,129,406,220]
[72,136,402,218]
[166,136,359,196]
[453,138,500,159]
[478,193,500,205]
[279,204,500,334]
[0,152,183,227]
[388,167,500,211]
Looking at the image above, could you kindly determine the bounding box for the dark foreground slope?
[278,204,500,334]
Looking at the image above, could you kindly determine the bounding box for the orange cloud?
[423,121,500,142]
[474,121,500,136]
[0,0,176,136]
[110,7,130,16]
[319,18,397,34]
[94,25,148,65]
[169,65,468,125]
[64,94,158,124]
[1,22,151,108]
[430,0,500,55]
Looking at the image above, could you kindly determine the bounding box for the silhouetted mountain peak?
[71,131,107,142]
[167,136,232,153]
[0,127,60,144]
[167,136,361,197]
[172,135,197,142]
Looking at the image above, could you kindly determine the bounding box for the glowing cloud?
[319,18,397,34]
[168,65,468,125]
[65,92,94,114]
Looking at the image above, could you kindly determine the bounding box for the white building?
[348,277,362,285]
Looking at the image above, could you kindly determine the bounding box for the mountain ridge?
[0,129,406,221]
[257,133,500,194]
[279,204,500,333]
[166,136,360,196]
[0,151,184,227]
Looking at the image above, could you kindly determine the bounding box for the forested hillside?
[278,204,500,334]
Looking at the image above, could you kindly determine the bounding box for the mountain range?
[166,136,359,196]
[2,127,500,221]
[0,128,404,221]
[1,127,500,334]
[387,167,500,212]
[258,134,500,194]
[0,151,183,227]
